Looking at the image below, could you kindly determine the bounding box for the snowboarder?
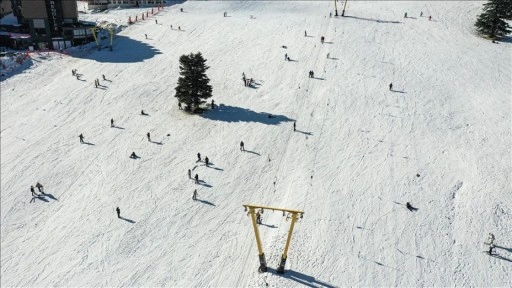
[211,99,215,109]
[147,132,151,142]
[389,83,393,90]
[188,169,192,179]
[197,152,201,162]
[102,74,106,81]
[116,207,121,218]
[285,53,288,61]
[30,186,37,197]
[178,102,182,110]
[240,141,245,151]
[193,189,197,201]
[293,121,296,131]
[36,182,44,193]
[130,152,138,159]
[321,36,325,44]
[111,118,114,127]
[404,12,407,18]
[205,157,209,167]
[195,174,199,184]
[141,110,147,115]
[79,133,84,143]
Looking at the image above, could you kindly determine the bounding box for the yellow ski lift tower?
[334,0,338,16]
[242,204,304,274]
[89,25,116,51]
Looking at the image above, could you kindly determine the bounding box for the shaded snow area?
[1,1,511,286]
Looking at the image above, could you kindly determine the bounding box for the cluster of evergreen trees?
[475,0,512,39]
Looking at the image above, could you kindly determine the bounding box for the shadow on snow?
[201,104,293,125]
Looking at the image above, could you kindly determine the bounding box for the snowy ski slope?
[1,1,511,286]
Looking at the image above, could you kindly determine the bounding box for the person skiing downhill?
[30,186,37,197]
[116,207,121,218]
[197,153,201,162]
[111,118,114,127]
[147,132,151,142]
[389,83,393,90]
[240,141,245,151]
[79,133,84,143]
[36,182,44,193]
[195,174,199,184]
[205,157,209,167]
[188,169,192,179]
[193,189,197,201]
[293,121,296,131]
[304,30,307,37]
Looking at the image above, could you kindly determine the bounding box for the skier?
[180,8,183,12]
[72,69,75,76]
[171,25,173,29]
[330,12,332,18]
[205,157,209,167]
[36,182,44,193]
[211,99,215,109]
[321,36,325,44]
[428,16,432,21]
[111,118,114,127]
[487,233,495,245]
[94,79,98,88]
[389,82,393,90]
[155,19,158,24]
[311,71,315,78]
[197,152,201,162]
[224,12,227,17]
[178,102,182,110]
[188,169,192,179]
[293,121,296,131]
[178,26,181,30]
[102,74,106,81]
[242,76,247,86]
[193,189,197,201]
[79,133,84,143]
[327,52,330,59]
[404,12,407,18]
[406,202,417,212]
[147,132,151,142]
[145,34,147,39]
[195,174,199,184]
[30,186,37,197]
[256,211,262,224]
[285,53,288,61]
[141,110,147,115]
[420,11,423,17]
[130,152,138,159]
[240,141,245,151]
[304,30,307,37]
[116,207,121,218]
[488,243,495,255]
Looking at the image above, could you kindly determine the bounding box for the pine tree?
[475,0,512,39]
[174,52,213,112]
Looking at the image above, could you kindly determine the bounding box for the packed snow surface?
[1,1,511,286]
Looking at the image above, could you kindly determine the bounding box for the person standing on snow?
[293,121,296,131]
[36,182,44,193]
[188,169,192,179]
[147,132,151,142]
[240,141,245,151]
[195,174,199,184]
[285,53,288,61]
[111,118,114,127]
[304,30,307,37]
[197,153,201,162]
[193,189,197,201]
[116,207,121,218]
[79,133,84,143]
[30,186,37,197]
[205,157,209,167]
[389,83,393,90]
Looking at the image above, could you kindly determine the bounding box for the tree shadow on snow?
[201,104,293,125]
[343,15,402,24]
[68,35,162,63]
[266,268,337,288]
